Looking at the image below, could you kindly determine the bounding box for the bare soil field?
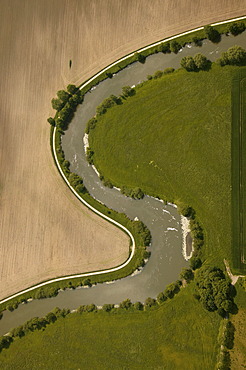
[0,0,245,300]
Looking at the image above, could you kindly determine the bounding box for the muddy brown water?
[1,33,246,335]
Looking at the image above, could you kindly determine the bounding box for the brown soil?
[0,0,245,300]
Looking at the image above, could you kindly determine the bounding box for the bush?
[57,90,71,103]
[163,67,175,74]
[119,299,132,310]
[159,42,171,54]
[204,25,221,43]
[164,281,181,299]
[180,268,194,282]
[180,56,196,72]
[145,297,156,308]
[85,117,97,134]
[134,301,143,310]
[193,53,211,70]
[102,303,114,312]
[86,147,94,165]
[228,21,245,36]
[170,40,181,54]
[135,53,146,64]
[157,291,167,304]
[47,117,56,126]
[153,70,163,79]
[122,85,135,97]
[51,98,64,111]
[217,45,246,66]
[192,36,202,46]
[67,84,78,94]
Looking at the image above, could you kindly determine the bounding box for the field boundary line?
[1,15,245,306]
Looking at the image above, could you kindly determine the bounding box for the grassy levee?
[232,72,246,274]
[89,65,246,270]
[0,284,221,370]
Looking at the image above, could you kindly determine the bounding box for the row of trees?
[216,320,235,369]
[48,84,83,132]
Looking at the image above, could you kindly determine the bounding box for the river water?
[1,33,245,335]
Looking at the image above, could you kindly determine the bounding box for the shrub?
[135,53,146,64]
[164,281,181,299]
[157,291,167,304]
[179,268,194,282]
[122,85,135,97]
[47,117,56,126]
[217,45,246,66]
[134,301,143,310]
[193,53,211,70]
[153,70,163,79]
[180,56,197,71]
[163,67,175,74]
[85,117,97,134]
[170,40,181,54]
[204,25,221,43]
[86,147,94,165]
[159,42,171,54]
[228,21,245,36]
[67,84,78,94]
[57,90,71,102]
[145,297,156,308]
[102,303,114,312]
[119,299,132,310]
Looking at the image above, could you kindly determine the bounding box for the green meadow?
[89,64,246,271]
[0,284,221,370]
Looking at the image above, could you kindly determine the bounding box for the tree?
[145,297,156,307]
[122,85,135,97]
[180,268,194,282]
[159,42,171,54]
[47,117,56,126]
[119,299,132,309]
[192,36,202,46]
[170,40,181,54]
[180,56,196,71]
[51,98,64,111]
[57,90,71,102]
[193,53,210,70]
[217,45,246,66]
[134,301,143,310]
[157,291,167,304]
[102,303,114,312]
[135,53,146,63]
[228,21,245,36]
[204,25,221,43]
[67,84,78,94]
[45,312,57,323]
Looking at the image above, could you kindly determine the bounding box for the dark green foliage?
[47,117,56,126]
[0,335,12,351]
[96,95,120,116]
[78,304,97,313]
[57,90,71,102]
[122,85,135,97]
[164,280,181,299]
[51,98,65,111]
[134,301,143,310]
[68,172,84,188]
[157,291,168,304]
[163,67,175,74]
[33,287,59,299]
[147,74,152,80]
[180,205,195,218]
[135,53,146,64]
[228,21,245,36]
[45,312,57,324]
[192,36,202,46]
[153,70,163,79]
[52,307,70,318]
[102,303,114,312]
[193,53,211,70]
[85,117,97,134]
[180,268,194,282]
[67,84,78,95]
[216,349,231,370]
[159,42,171,54]
[86,147,94,165]
[82,278,92,287]
[106,72,113,78]
[133,220,151,246]
[144,297,156,307]
[189,256,202,270]
[204,25,221,43]
[195,267,236,313]
[121,186,144,199]
[119,299,132,310]
[170,40,181,54]
[181,56,197,71]
[217,45,246,66]
[10,326,25,338]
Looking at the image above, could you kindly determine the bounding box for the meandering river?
[1,33,245,335]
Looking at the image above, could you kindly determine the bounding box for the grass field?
[89,65,246,270]
[0,284,221,370]
[1,0,244,302]
[231,72,246,274]
[230,283,246,369]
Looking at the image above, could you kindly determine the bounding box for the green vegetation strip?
[231,71,246,274]
[0,284,221,370]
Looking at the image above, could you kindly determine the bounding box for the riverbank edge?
[0,15,245,311]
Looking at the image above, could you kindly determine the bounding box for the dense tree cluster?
[195,267,236,315]
[121,186,144,200]
[133,220,151,246]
